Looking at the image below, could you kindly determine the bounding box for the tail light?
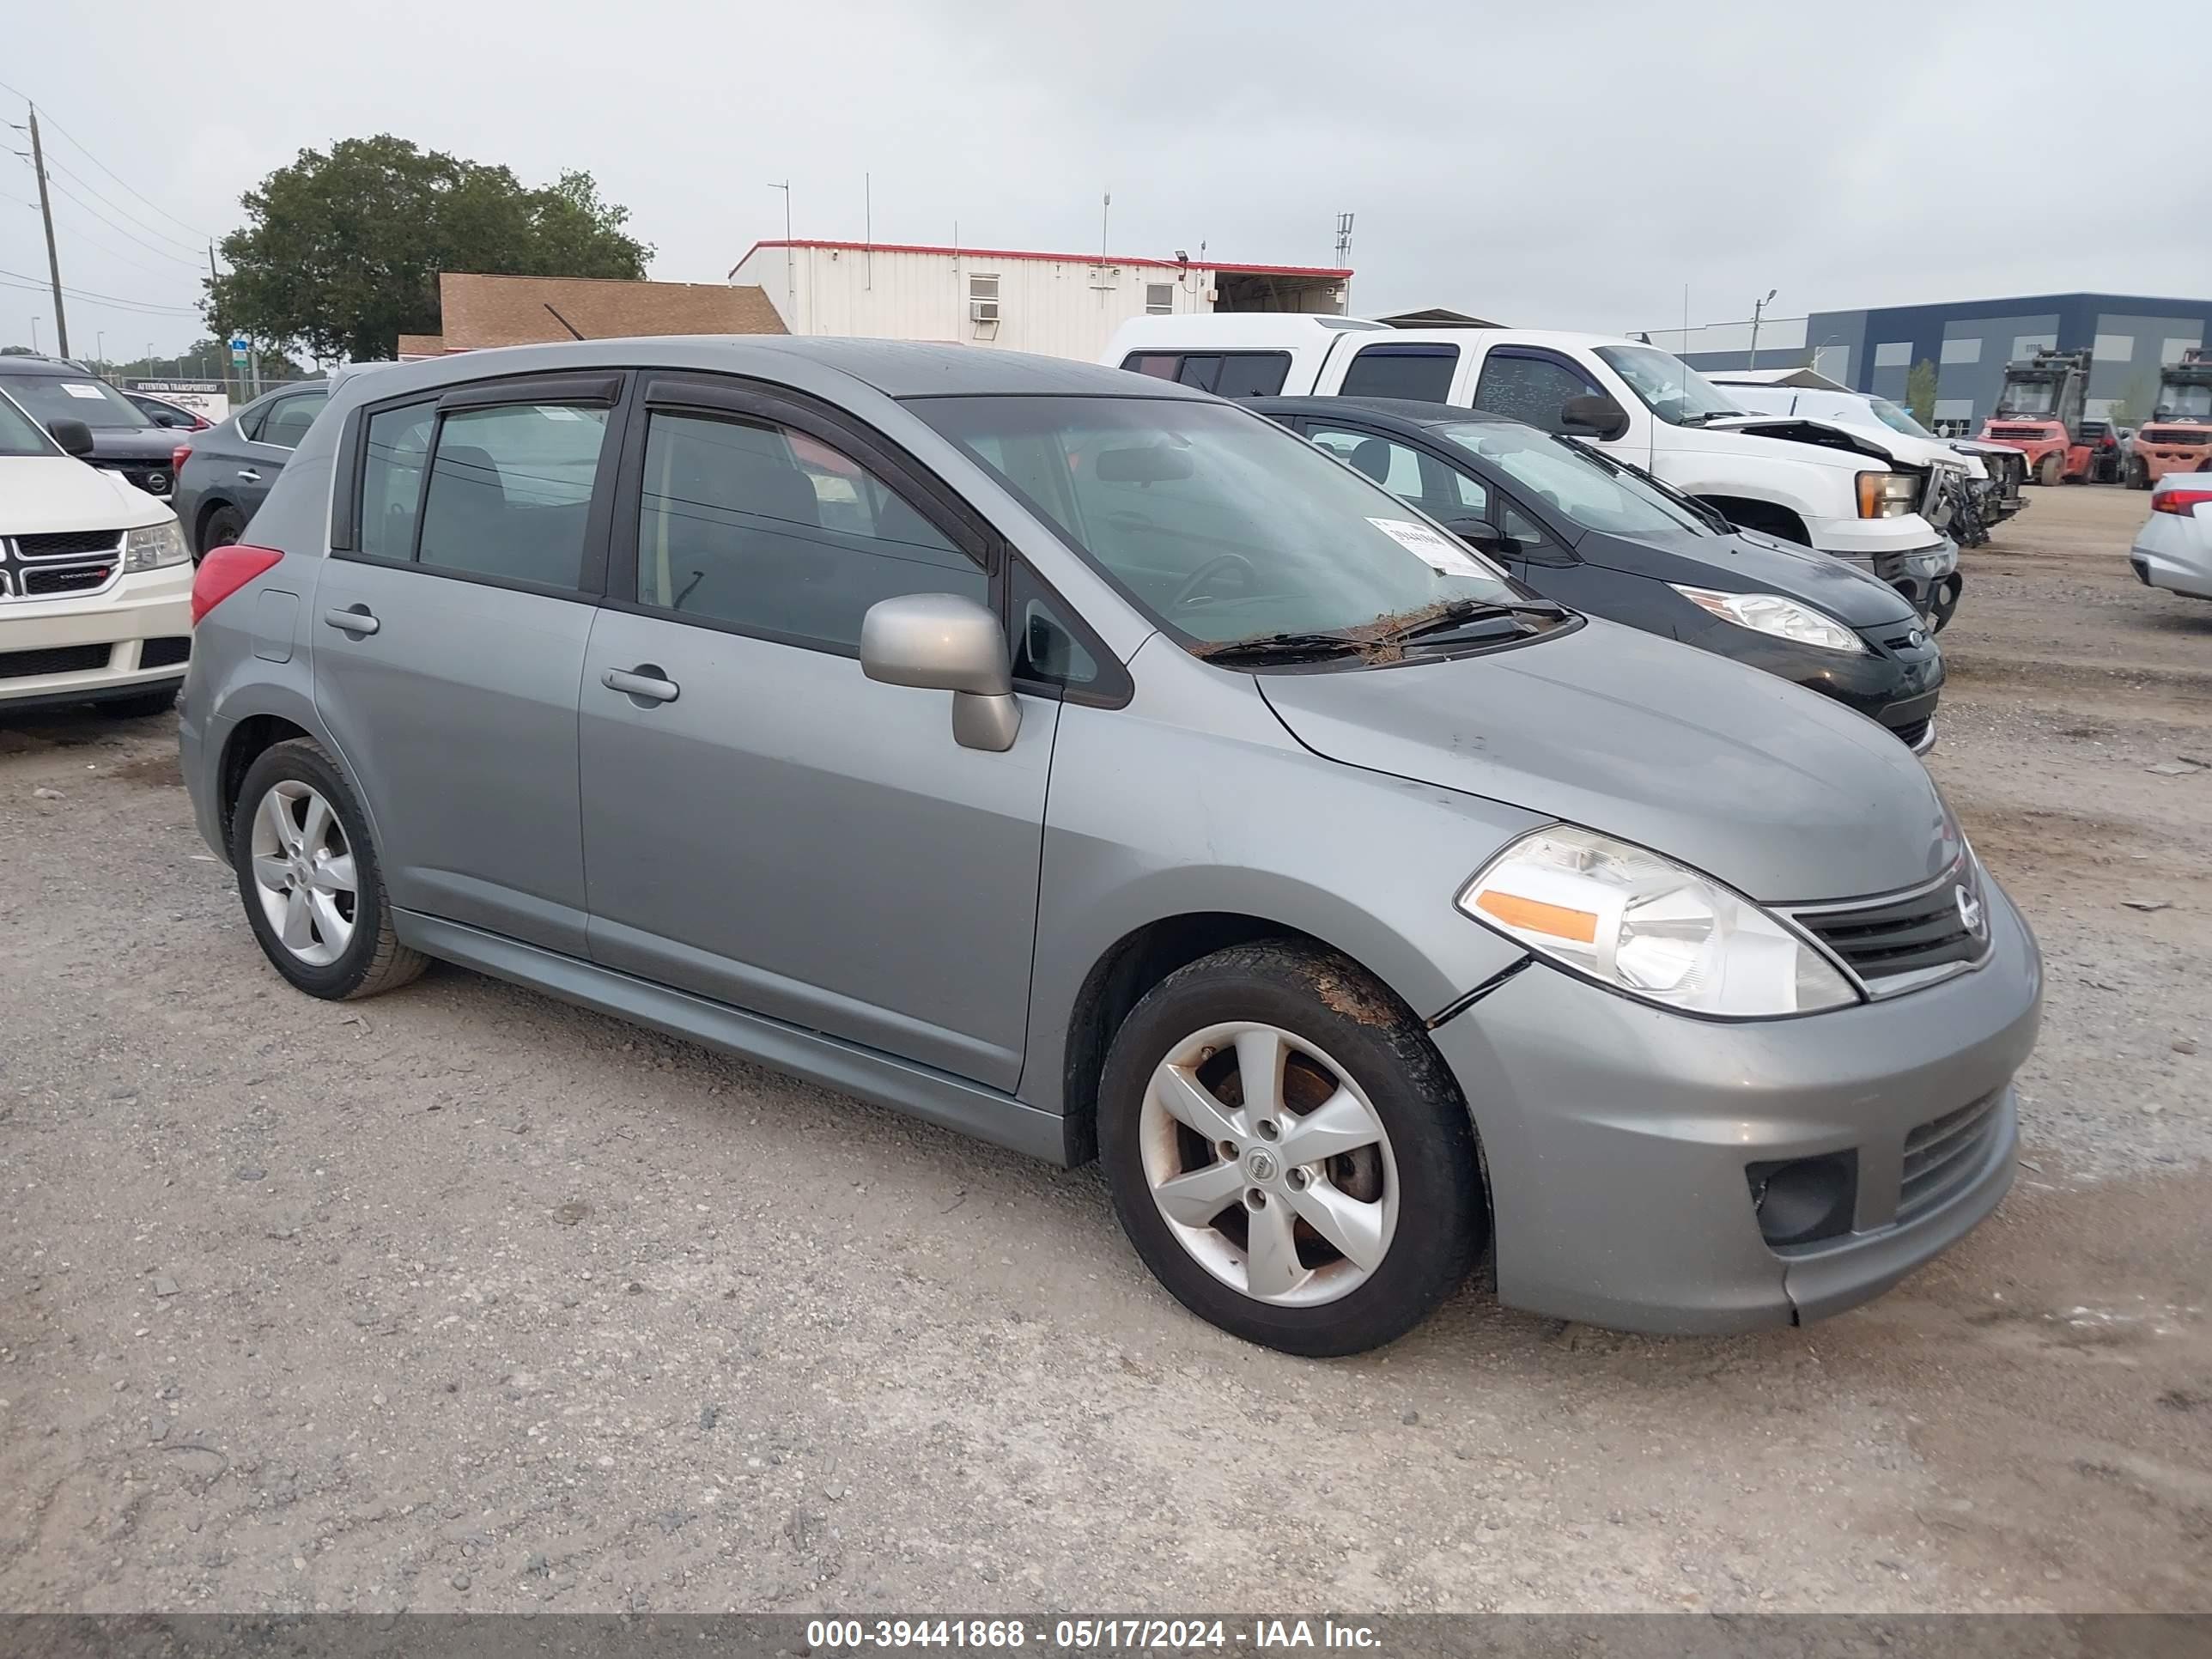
[171,441,193,475]
[191,544,283,626]
[2152,489,2212,517]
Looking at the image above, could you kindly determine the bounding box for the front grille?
[1989,425,2048,440]
[1889,718,1931,750]
[13,529,122,558]
[0,642,110,680]
[21,562,114,598]
[95,462,170,495]
[2143,428,2210,447]
[140,636,191,668]
[1788,859,1990,994]
[1900,1091,2004,1217]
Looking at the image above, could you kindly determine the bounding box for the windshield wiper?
[1196,630,1367,665]
[1677,409,1747,426]
[1387,598,1567,644]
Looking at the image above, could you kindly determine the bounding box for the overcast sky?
[3,0,2201,362]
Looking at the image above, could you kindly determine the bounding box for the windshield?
[1434,422,1709,538]
[907,396,1521,647]
[3,373,151,430]
[1592,345,1743,424]
[1868,398,1937,439]
[2154,385,2212,422]
[0,389,58,457]
[1996,380,2057,416]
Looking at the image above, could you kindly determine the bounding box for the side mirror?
[48,416,94,458]
[1441,515,1510,554]
[1559,393,1631,441]
[860,592,1021,752]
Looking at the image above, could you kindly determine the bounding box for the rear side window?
[1118,350,1291,398]
[416,404,610,588]
[1473,350,1601,432]
[1338,343,1458,402]
[358,404,434,562]
[258,392,329,450]
[634,410,983,651]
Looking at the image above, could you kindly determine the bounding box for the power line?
[40,171,203,267]
[0,264,198,315]
[43,195,208,283]
[0,76,216,244]
[39,155,204,258]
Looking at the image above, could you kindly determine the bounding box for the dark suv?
[0,354,182,501]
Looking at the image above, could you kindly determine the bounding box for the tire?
[229,737,425,1000]
[1097,940,1484,1356]
[198,504,246,562]
[2035,454,2063,487]
[2128,459,2150,490]
[95,684,177,720]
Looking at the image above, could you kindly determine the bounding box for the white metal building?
[726,240,1352,362]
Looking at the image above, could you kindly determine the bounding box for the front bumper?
[0,565,193,709]
[1693,618,1942,750]
[1429,879,2042,1334]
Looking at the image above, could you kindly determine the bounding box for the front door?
[312,374,624,956]
[577,379,1055,1091]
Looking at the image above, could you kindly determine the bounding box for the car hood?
[1572,525,1922,629]
[0,455,173,533]
[1258,615,1957,902]
[83,426,182,462]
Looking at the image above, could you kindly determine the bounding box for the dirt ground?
[2,485,2207,1615]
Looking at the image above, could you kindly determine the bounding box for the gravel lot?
[3,485,2206,1615]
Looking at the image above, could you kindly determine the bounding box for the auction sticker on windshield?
[61,384,107,399]
[1368,517,1490,580]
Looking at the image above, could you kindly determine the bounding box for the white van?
[1103,316,1966,627]
[1705,368,2024,538]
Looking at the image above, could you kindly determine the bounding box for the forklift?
[2128,347,2212,488]
[1977,349,2108,485]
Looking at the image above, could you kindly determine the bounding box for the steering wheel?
[1170,552,1257,609]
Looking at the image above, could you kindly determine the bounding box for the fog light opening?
[1746,1152,1858,1249]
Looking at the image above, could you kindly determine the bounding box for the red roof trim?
[727,239,1351,281]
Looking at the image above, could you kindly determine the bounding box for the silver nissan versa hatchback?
[179,339,2042,1356]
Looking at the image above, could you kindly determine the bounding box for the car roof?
[327,337,1206,406]
[1249,394,1511,429]
[0,354,92,376]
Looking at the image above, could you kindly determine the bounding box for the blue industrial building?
[1646,292,2212,428]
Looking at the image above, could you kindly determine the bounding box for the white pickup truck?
[1103,315,1967,628]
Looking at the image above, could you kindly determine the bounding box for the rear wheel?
[1097,940,1485,1356]
[2128,458,2150,490]
[2036,454,2063,487]
[230,738,425,1000]
[198,504,246,562]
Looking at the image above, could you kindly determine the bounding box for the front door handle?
[236,468,263,483]
[323,606,379,636]
[604,665,679,705]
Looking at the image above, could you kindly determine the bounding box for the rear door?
[313,372,623,956]
[575,374,1056,1089]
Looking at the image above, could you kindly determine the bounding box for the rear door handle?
[604,665,679,704]
[323,606,379,636]
[236,468,262,483]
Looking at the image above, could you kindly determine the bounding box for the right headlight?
[1669,585,1869,654]
[1457,825,1859,1018]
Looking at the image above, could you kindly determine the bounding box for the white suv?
[0,389,194,718]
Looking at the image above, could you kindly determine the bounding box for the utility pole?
[27,106,69,358]
[769,181,793,331]
[1747,288,1778,370]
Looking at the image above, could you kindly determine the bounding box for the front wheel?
[1097,941,1485,1356]
[2128,459,2150,490]
[2035,454,2063,487]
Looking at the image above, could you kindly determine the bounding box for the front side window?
[358,404,435,561]
[0,390,57,456]
[1591,345,1743,426]
[1473,350,1601,432]
[635,410,982,650]
[5,374,150,430]
[908,395,1520,649]
[416,402,610,588]
[1338,343,1458,403]
[1437,422,1709,538]
[258,392,330,450]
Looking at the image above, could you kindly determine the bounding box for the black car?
[172,382,331,556]
[1252,397,1944,751]
[0,353,182,501]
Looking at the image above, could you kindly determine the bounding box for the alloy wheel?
[248,780,357,967]
[1138,1020,1399,1307]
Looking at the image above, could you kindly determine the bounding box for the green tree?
[206,136,652,362]
[1905,359,1939,428]
[2107,370,2159,427]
